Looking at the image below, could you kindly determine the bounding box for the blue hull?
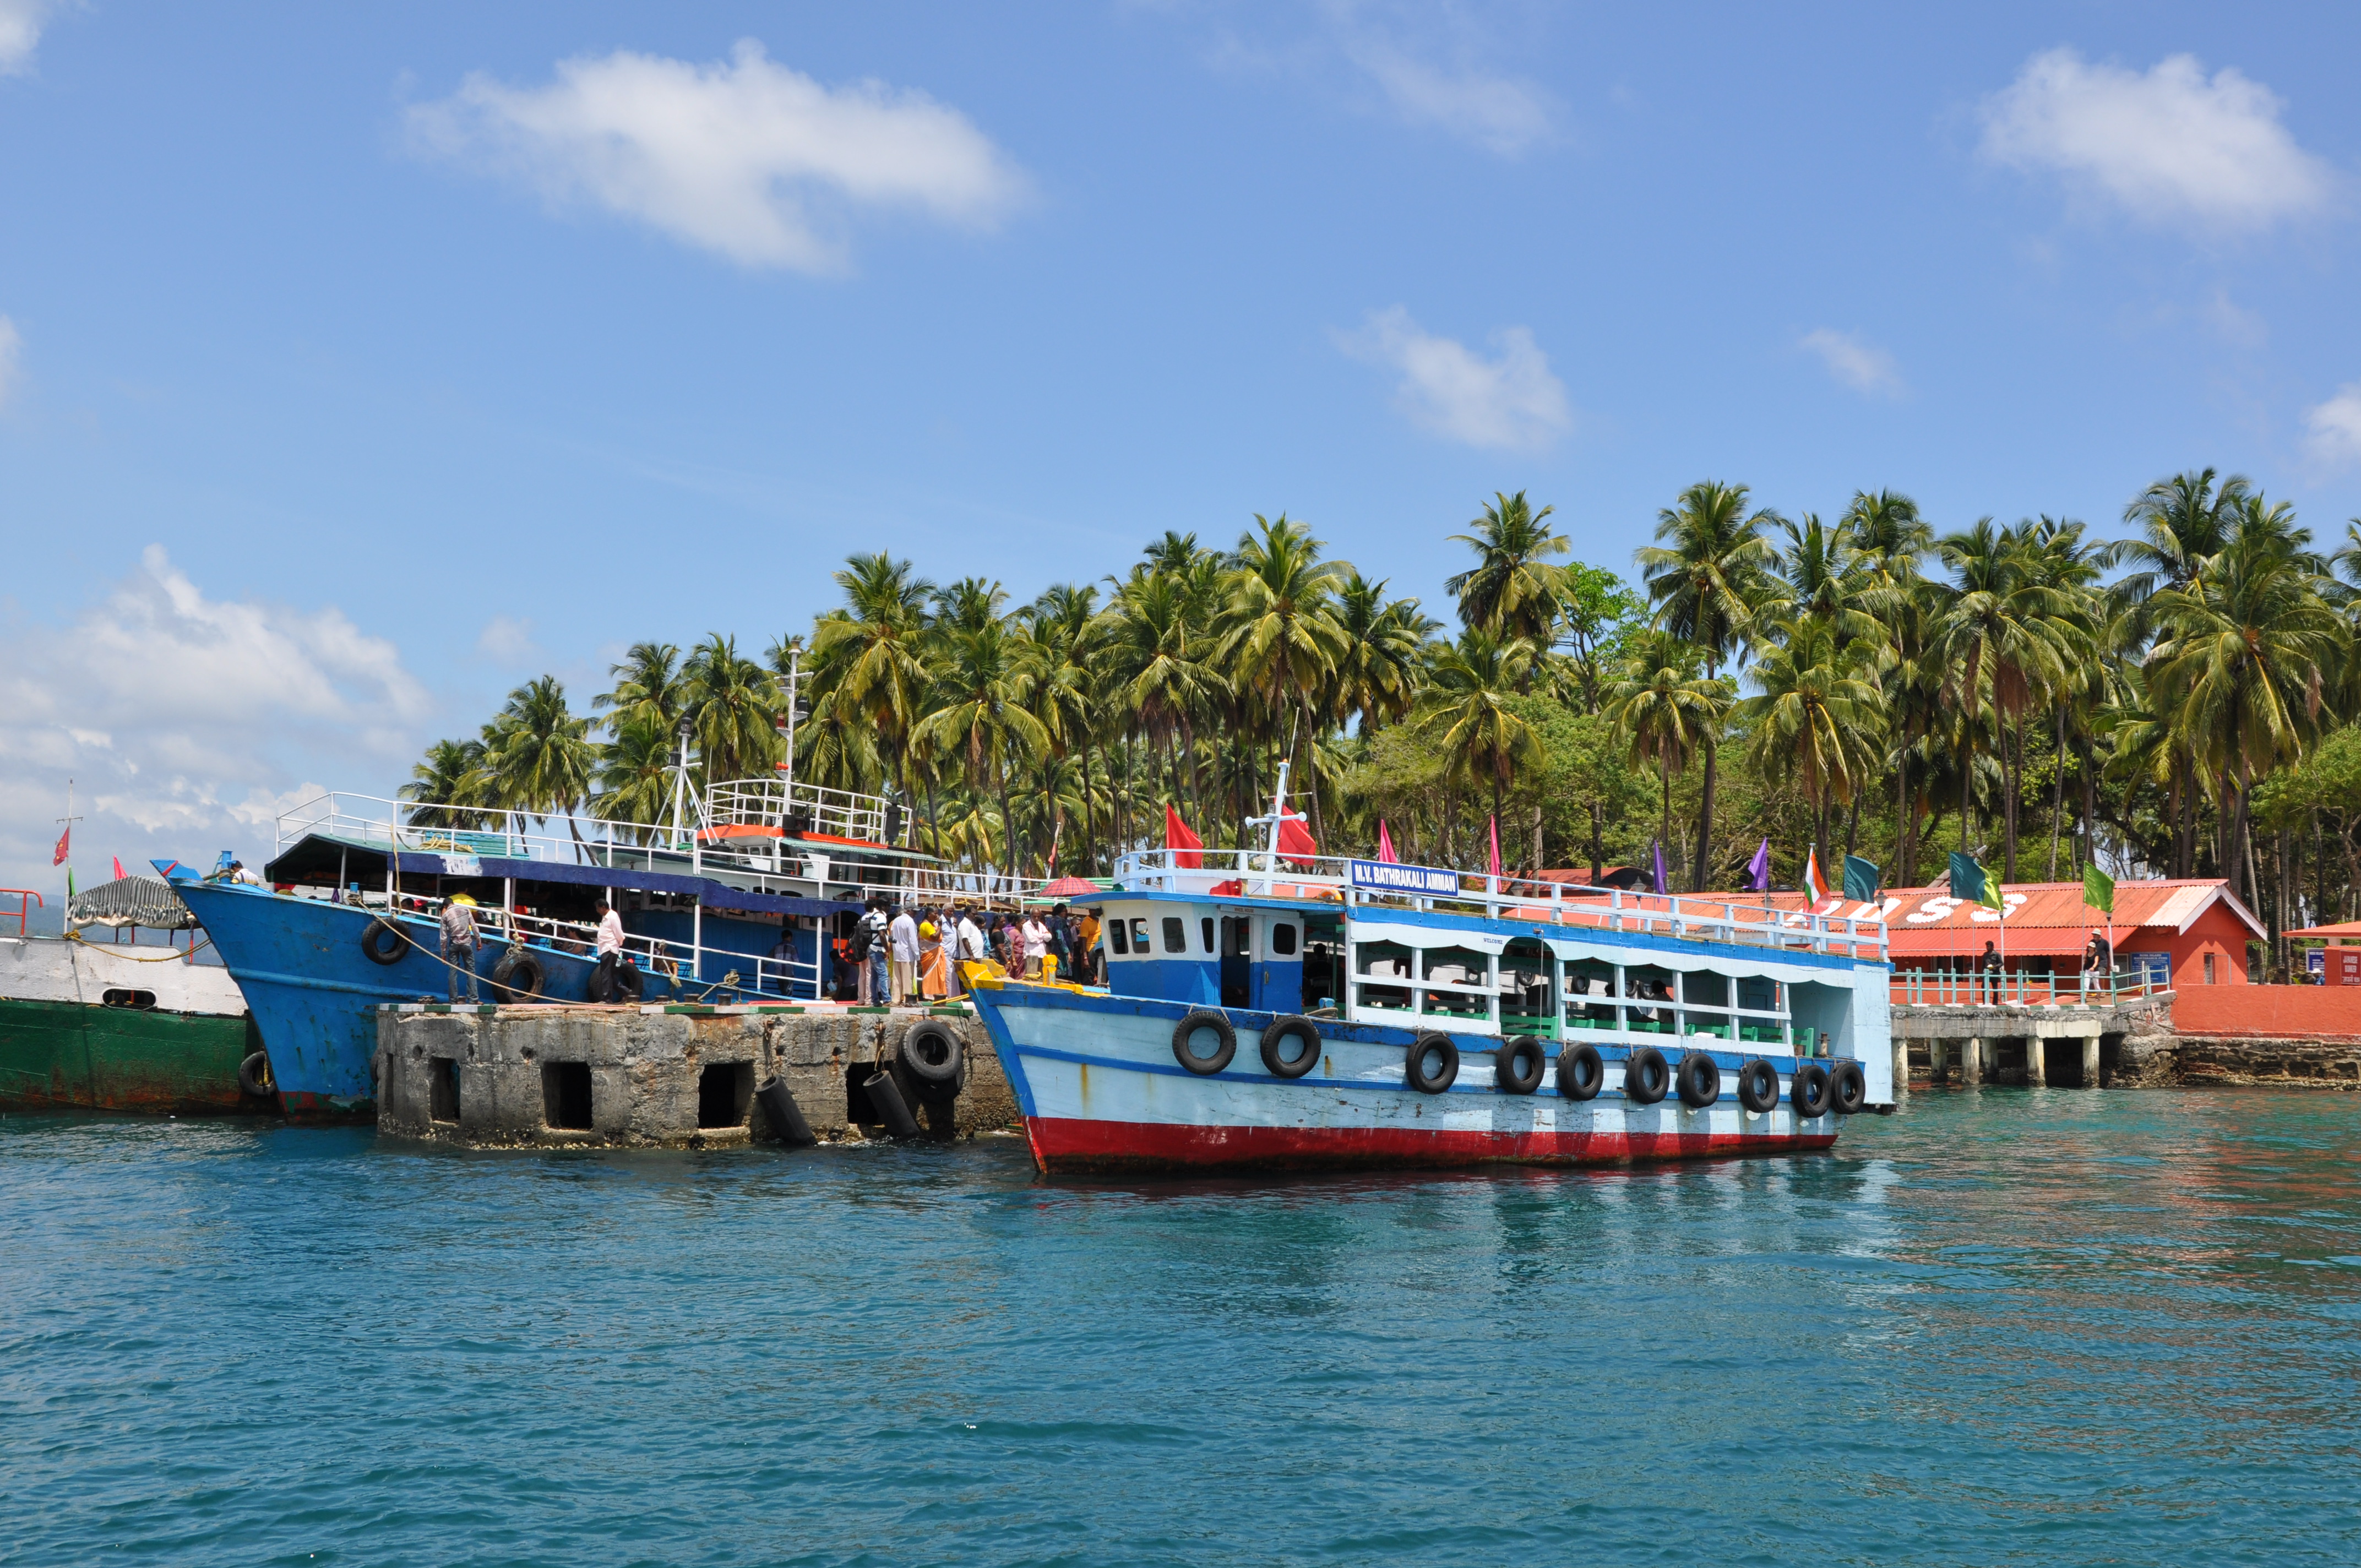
[175,884,676,1120]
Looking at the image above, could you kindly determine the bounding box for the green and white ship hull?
[0,934,265,1115]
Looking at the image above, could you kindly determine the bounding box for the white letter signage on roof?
[1347,859,1461,897]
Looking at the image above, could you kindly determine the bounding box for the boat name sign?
[1347,859,1461,896]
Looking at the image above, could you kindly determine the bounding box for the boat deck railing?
[1111,850,1891,962]
[0,888,41,938]
[705,778,897,846]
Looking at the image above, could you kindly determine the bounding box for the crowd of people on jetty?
[833,899,1099,1005]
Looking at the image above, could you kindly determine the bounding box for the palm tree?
[809,552,935,810]
[1218,515,1349,830]
[912,620,1051,875]
[1410,629,1545,861]
[1445,490,1567,656]
[1636,480,1777,888]
[594,642,685,736]
[1604,631,1730,883]
[1741,614,1885,870]
[1841,491,1933,879]
[483,676,599,856]
[1936,519,2075,878]
[1332,572,1432,735]
[401,738,491,828]
[2146,497,2341,903]
[681,633,782,785]
[593,715,679,840]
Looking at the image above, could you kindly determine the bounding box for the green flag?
[1947,851,1981,901]
[1976,859,2004,912]
[2082,863,2114,915]
[1842,854,1880,902]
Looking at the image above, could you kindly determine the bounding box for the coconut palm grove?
[405,468,2358,976]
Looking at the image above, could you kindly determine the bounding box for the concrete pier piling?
[374,1004,1016,1148]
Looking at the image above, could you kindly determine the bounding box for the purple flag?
[1651,841,1669,895]
[1747,837,1771,893]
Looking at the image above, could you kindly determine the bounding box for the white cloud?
[1800,328,1904,398]
[0,315,19,408]
[0,548,428,885]
[407,39,1029,273]
[0,0,51,75]
[1979,48,2336,230]
[2305,386,2361,468]
[475,614,540,665]
[1341,39,1552,156]
[1335,305,1571,450]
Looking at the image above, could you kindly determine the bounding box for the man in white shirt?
[951,905,987,997]
[855,900,889,1005]
[594,899,625,1003]
[888,904,921,1005]
[1021,913,1051,979]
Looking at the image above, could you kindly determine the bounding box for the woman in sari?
[917,916,950,1000]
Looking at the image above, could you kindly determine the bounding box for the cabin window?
[1270,922,1297,956]
[1678,971,1734,1041]
[2204,952,2217,985]
[1419,946,1493,1020]
[1353,940,1414,1013]
[1221,917,1252,958]
[101,988,157,1009]
[1129,918,1150,951]
[1202,916,1215,954]
[1736,976,1787,1045]
[1162,917,1188,954]
[1625,965,1677,1035]
[1109,921,1130,956]
[1563,959,1619,1032]
[1500,940,1553,1035]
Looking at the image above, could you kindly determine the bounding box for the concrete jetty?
[374,1003,1015,1148]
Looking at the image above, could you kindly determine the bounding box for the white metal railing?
[705,778,898,846]
[1110,848,1890,963]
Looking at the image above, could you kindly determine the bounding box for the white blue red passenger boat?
[166,774,924,1119]
[967,770,1894,1173]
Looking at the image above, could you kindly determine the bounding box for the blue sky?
[2,2,2358,890]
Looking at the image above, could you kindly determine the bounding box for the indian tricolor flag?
[1802,846,1831,905]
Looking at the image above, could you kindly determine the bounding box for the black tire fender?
[360,917,410,966]
[901,1020,965,1088]
[1676,1052,1721,1108]
[237,1050,274,1098]
[1258,1015,1322,1079]
[1623,1045,1669,1105]
[1736,1058,1780,1114]
[1172,1010,1237,1075]
[1494,1035,1545,1095]
[1406,1032,1459,1095]
[1792,1061,1833,1118]
[491,948,546,1003]
[1556,1041,1603,1101]
[1829,1059,1868,1115]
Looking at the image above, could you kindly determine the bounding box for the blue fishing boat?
[965,767,1894,1173]
[168,772,930,1119]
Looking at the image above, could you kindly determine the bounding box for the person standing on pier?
[1978,939,2003,1003]
[592,899,625,1003]
[439,894,480,1005]
[855,899,888,1005]
[888,903,920,1005]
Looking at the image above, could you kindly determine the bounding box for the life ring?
[237,1049,274,1097]
[901,1020,965,1093]
[360,918,410,965]
[1676,1052,1721,1108]
[1736,1059,1780,1113]
[611,960,644,1001]
[1258,1015,1322,1079]
[491,948,546,1003]
[1494,1035,1545,1095]
[1829,1059,1868,1115]
[1792,1061,1832,1118]
[1405,1032,1459,1095]
[1623,1046,1669,1105]
[1172,1010,1237,1075]
[1556,1042,1603,1101]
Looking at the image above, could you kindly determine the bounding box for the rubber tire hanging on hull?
[1406,1032,1459,1095]
[491,949,546,1003]
[1829,1059,1868,1114]
[1623,1046,1669,1105]
[901,1020,965,1096]
[1172,1010,1237,1075]
[1792,1061,1833,1118]
[1676,1052,1720,1108]
[1495,1036,1545,1095]
[1556,1042,1603,1101]
[237,1050,274,1098]
[1736,1058,1780,1113]
[1258,1016,1323,1079]
[361,918,409,965]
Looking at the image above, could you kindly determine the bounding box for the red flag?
[1276,813,1317,867]
[52,826,69,867]
[112,856,126,881]
[1487,815,1502,881]
[1164,804,1203,869]
[1377,820,1396,863]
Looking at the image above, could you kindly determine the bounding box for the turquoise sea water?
[5,1088,2359,1566]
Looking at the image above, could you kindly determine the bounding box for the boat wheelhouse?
[170,773,959,1120]
[965,791,1894,1173]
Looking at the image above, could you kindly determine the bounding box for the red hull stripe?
[1025,1116,1837,1173]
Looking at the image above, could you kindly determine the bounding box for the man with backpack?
[853,899,889,1005]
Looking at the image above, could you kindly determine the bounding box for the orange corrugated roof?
[1748,877,2262,958]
